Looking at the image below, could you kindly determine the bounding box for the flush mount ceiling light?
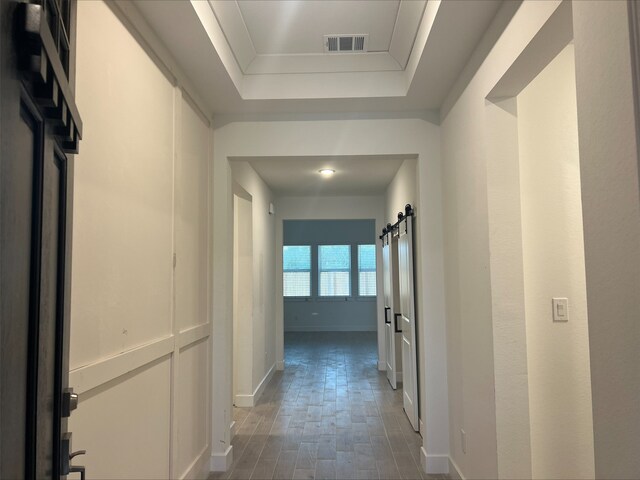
[319,168,335,177]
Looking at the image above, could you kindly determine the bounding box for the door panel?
[35,145,66,478]
[1,1,81,478]
[398,215,419,431]
[382,234,397,388]
[0,92,43,480]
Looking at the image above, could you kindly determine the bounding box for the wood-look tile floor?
[210,332,448,480]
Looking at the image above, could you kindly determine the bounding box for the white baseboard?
[181,445,210,479]
[276,360,285,370]
[234,394,254,408]
[210,445,233,472]
[378,360,386,371]
[230,420,237,439]
[419,419,424,437]
[419,448,450,475]
[449,457,465,480]
[234,363,276,408]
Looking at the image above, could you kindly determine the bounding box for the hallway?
[213,333,443,480]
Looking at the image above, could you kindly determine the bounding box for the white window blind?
[358,244,377,296]
[318,245,351,296]
[283,246,311,297]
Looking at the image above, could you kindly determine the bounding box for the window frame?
[357,244,377,297]
[317,244,352,297]
[282,245,312,298]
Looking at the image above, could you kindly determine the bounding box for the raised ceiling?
[236,1,400,55]
[134,0,505,114]
[211,0,425,75]
[231,155,411,196]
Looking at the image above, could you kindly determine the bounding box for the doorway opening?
[232,185,253,408]
[282,219,378,353]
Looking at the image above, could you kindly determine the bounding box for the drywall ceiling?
[230,155,410,196]
[236,1,400,54]
[209,0,425,75]
[133,0,504,114]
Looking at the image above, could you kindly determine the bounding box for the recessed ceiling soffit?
[191,0,439,101]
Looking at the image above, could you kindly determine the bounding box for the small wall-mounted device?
[269,203,275,215]
[552,297,569,322]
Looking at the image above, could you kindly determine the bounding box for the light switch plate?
[552,298,569,322]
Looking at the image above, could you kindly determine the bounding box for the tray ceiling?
[133,0,505,113]
[210,0,425,75]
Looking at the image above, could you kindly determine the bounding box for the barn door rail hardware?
[379,204,414,239]
[15,2,83,153]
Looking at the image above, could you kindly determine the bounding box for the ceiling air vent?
[324,34,368,53]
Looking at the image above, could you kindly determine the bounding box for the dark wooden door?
[1,0,82,478]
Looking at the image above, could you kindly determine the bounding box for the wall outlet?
[461,429,467,454]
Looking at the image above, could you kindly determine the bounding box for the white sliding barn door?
[382,233,398,389]
[398,215,419,431]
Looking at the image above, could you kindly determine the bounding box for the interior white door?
[398,215,419,431]
[382,234,397,389]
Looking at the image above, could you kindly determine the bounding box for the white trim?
[234,363,276,407]
[378,360,386,371]
[178,323,211,349]
[230,420,237,439]
[448,457,465,480]
[276,360,285,371]
[69,336,174,394]
[419,418,424,437]
[420,454,449,475]
[420,448,450,475]
[180,445,210,480]
[108,0,212,124]
[420,447,428,474]
[210,446,233,472]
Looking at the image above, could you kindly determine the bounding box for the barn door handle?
[384,307,391,324]
[394,313,402,333]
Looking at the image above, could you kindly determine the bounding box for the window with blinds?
[318,245,351,296]
[358,244,377,296]
[283,246,311,297]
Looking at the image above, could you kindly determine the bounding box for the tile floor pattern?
[210,332,448,480]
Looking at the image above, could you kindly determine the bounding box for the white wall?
[213,118,449,474]
[232,191,253,403]
[442,1,640,478]
[230,162,276,406]
[440,1,568,478]
[572,2,640,477]
[70,2,212,478]
[517,44,594,479]
[386,159,417,224]
[384,159,431,433]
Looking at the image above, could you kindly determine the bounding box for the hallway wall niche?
[517,43,594,480]
[483,6,594,475]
